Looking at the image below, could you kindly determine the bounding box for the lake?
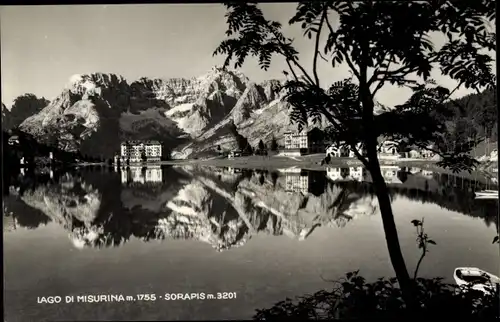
[3,165,499,321]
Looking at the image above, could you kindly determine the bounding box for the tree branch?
[325,12,335,35]
[349,143,370,168]
[267,25,316,85]
[442,82,462,104]
[325,12,362,82]
[312,7,327,87]
[285,59,300,81]
[413,225,427,280]
[370,54,394,98]
[372,64,420,87]
[341,47,362,81]
[318,51,329,62]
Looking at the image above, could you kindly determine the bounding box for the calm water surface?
[4,165,499,321]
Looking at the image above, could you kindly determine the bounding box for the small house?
[8,135,19,146]
[228,150,243,159]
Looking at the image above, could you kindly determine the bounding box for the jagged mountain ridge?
[16,68,330,159]
[18,73,184,157]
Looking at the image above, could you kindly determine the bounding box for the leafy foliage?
[442,87,497,140]
[254,270,499,320]
[7,94,49,130]
[214,2,299,71]
[214,1,496,172]
[411,218,437,279]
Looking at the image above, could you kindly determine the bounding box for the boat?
[453,267,500,294]
[474,189,499,199]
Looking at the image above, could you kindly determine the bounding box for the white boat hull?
[474,190,498,199]
[475,195,498,200]
[453,267,500,295]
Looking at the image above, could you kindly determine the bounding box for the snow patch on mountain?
[120,108,178,135]
[165,103,195,117]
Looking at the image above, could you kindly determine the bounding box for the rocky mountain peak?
[231,82,267,125]
[196,67,249,99]
[66,73,129,102]
[259,79,283,102]
[68,73,127,88]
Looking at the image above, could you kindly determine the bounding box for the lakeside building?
[377,140,400,160]
[228,150,252,159]
[8,135,19,146]
[281,127,325,157]
[420,149,435,159]
[325,139,401,160]
[403,149,423,159]
[120,140,162,163]
[326,143,365,158]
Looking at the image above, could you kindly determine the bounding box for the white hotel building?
[120,140,162,163]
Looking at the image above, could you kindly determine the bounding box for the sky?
[1,4,494,109]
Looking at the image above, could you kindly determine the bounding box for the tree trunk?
[366,142,416,309]
[358,63,415,309]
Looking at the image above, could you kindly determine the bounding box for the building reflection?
[225,167,242,174]
[326,166,413,184]
[285,172,309,194]
[284,170,327,196]
[378,165,402,184]
[121,166,163,185]
[326,166,365,182]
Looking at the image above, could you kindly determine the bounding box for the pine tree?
[258,139,265,152]
[270,136,278,151]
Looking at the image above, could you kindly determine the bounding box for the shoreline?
[74,155,497,173]
[76,156,438,170]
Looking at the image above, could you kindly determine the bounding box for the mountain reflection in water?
[4,165,498,251]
